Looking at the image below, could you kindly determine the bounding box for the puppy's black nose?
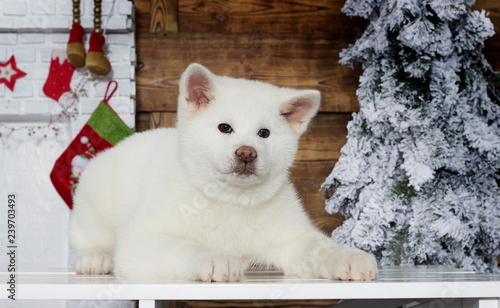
[235,146,257,163]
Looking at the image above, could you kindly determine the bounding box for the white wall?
[0,0,136,307]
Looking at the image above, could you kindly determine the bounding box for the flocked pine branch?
[322,0,500,272]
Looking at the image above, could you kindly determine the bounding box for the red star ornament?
[0,55,27,91]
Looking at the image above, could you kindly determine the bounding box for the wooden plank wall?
[134,1,499,306]
[135,0,370,237]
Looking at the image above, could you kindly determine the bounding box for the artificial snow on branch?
[322,0,500,272]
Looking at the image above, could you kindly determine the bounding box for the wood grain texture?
[149,111,177,128]
[291,160,345,236]
[178,0,366,35]
[150,0,178,33]
[292,113,350,235]
[136,0,500,68]
[136,0,152,30]
[484,36,500,71]
[136,30,361,113]
[135,112,151,132]
[296,113,350,162]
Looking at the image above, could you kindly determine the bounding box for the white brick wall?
[0,1,136,307]
[0,33,136,130]
[1,0,134,32]
[0,0,136,132]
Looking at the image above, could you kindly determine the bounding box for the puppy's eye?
[218,123,233,134]
[258,128,270,138]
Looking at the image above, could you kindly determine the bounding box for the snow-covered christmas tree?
[322,0,500,272]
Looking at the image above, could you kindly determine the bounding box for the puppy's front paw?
[75,252,112,275]
[328,248,378,281]
[197,255,244,282]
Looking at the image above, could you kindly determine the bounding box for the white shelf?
[2,266,500,307]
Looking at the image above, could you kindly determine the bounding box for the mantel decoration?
[43,49,76,108]
[1,0,118,139]
[50,81,133,208]
[67,0,111,75]
[0,55,27,92]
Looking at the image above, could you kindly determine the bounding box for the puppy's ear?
[179,63,215,109]
[280,90,321,135]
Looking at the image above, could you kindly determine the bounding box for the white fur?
[69,63,378,281]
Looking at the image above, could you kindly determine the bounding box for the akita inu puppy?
[69,63,378,282]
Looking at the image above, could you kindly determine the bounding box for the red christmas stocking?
[43,49,76,108]
[50,81,134,209]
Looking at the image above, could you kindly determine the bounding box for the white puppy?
[69,63,378,282]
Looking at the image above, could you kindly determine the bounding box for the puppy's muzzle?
[234,146,257,175]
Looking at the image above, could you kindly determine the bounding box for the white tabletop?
[3,266,500,302]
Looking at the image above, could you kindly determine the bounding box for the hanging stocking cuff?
[89,32,106,53]
[50,84,134,209]
[68,24,85,44]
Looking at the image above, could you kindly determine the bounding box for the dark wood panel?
[136,0,500,69]
[297,113,349,162]
[292,113,350,235]
[292,160,345,236]
[178,0,366,35]
[150,0,178,33]
[149,111,177,128]
[484,38,500,71]
[135,111,151,132]
[136,30,362,113]
[135,0,152,30]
